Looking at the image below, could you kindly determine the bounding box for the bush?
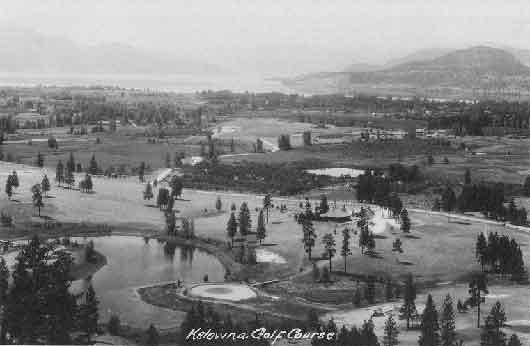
[108,314,121,335]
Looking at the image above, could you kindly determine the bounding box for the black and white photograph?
[1,1,530,345]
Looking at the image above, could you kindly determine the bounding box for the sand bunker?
[256,249,287,264]
[188,283,257,301]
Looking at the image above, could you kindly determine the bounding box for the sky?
[3,0,530,76]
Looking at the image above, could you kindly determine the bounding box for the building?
[14,113,50,129]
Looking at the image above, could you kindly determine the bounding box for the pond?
[306,167,365,178]
[71,236,226,329]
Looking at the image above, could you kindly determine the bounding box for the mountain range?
[0,28,223,75]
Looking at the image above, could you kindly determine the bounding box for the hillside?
[285,46,530,95]
[0,28,222,75]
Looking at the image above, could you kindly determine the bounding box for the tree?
[480,302,506,346]
[263,194,272,223]
[108,314,121,335]
[31,184,44,216]
[79,284,99,343]
[340,228,351,272]
[440,294,456,346]
[5,180,12,200]
[139,161,146,182]
[360,319,379,346]
[238,202,251,236]
[156,188,170,210]
[400,209,411,233]
[145,324,159,346]
[215,196,222,211]
[64,167,75,188]
[0,256,8,340]
[322,233,336,272]
[465,169,472,185]
[392,238,403,253]
[143,182,154,200]
[469,273,488,328]
[383,314,399,346]
[56,160,64,186]
[301,216,317,260]
[166,211,177,236]
[476,233,488,271]
[35,152,44,167]
[226,212,237,246]
[401,273,417,329]
[507,334,522,346]
[256,209,266,244]
[67,152,76,173]
[319,195,329,215]
[41,175,50,197]
[419,294,440,346]
[278,134,291,151]
[169,176,183,199]
[8,171,18,189]
[303,131,312,146]
[89,154,98,175]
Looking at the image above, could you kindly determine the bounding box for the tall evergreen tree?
[507,334,522,346]
[400,208,411,233]
[238,202,251,236]
[79,284,99,343]
[440,294,456,346]
[302,216,317,260]
[383,314,399,346]
[41,175,50,197]
[263,194,272,223]
[143,182,154,200]
[32,184,44,216]
[215,196,222,211]
[322,233,336,272]
[401,273,417,330]
[67,152,76,173]
[469,273,489,328]
[256,209,266,244]
[145,324,159,346]
[465,169,472,185]
[419,294,440,346]
[56,160,64,186]
[480,301,506,346]
[341,228,352,272]
[226,212,238,246]
[36,152,44,167]
[476,233,488,271]
[89,154,98,175]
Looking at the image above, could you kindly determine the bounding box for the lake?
[71,236,225,329]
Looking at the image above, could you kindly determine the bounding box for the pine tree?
[400,209,411,233]
[523,175,530,197]
[257,209,266,244]
[360,319,379,346]
[419,294,440,346]
[238,202,251,236]
[79,284,99,343]
[465,169,472,185]
[469,273,488,328]
[67,152,76,173]
[215,196,222,211]
[440,294,456,346]
[341,228,351,272]
[41,175,50,197]
[507,334,522,346]
[166,210,176,236]
[322,233,336,272]
[145,324,159,346]
[476,233,488,271]
[64,166,75,188]
[143,182,154,200]
[5,180,12,200]
[226,212,237,246]
[56,160,64,186]
[302,216,317,260]
[89,154,98,175]
[32,184,44,216]
[401,273,417,330]
[392,238,403,253]
[35,152,44,167]
[383,314,399,346]
[263,194,272,223]
[480,302,506,346]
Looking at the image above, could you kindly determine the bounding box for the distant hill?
[0,28,223,75]
[285,46,530,95]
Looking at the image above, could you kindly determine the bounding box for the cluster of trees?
[277,135,291,151]
[0,236,99,344]
[475,232,526,281]
[5,170,19,200]
[184,161,330,195]
[356,170,406,218]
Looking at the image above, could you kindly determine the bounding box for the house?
[14,113,50,129]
